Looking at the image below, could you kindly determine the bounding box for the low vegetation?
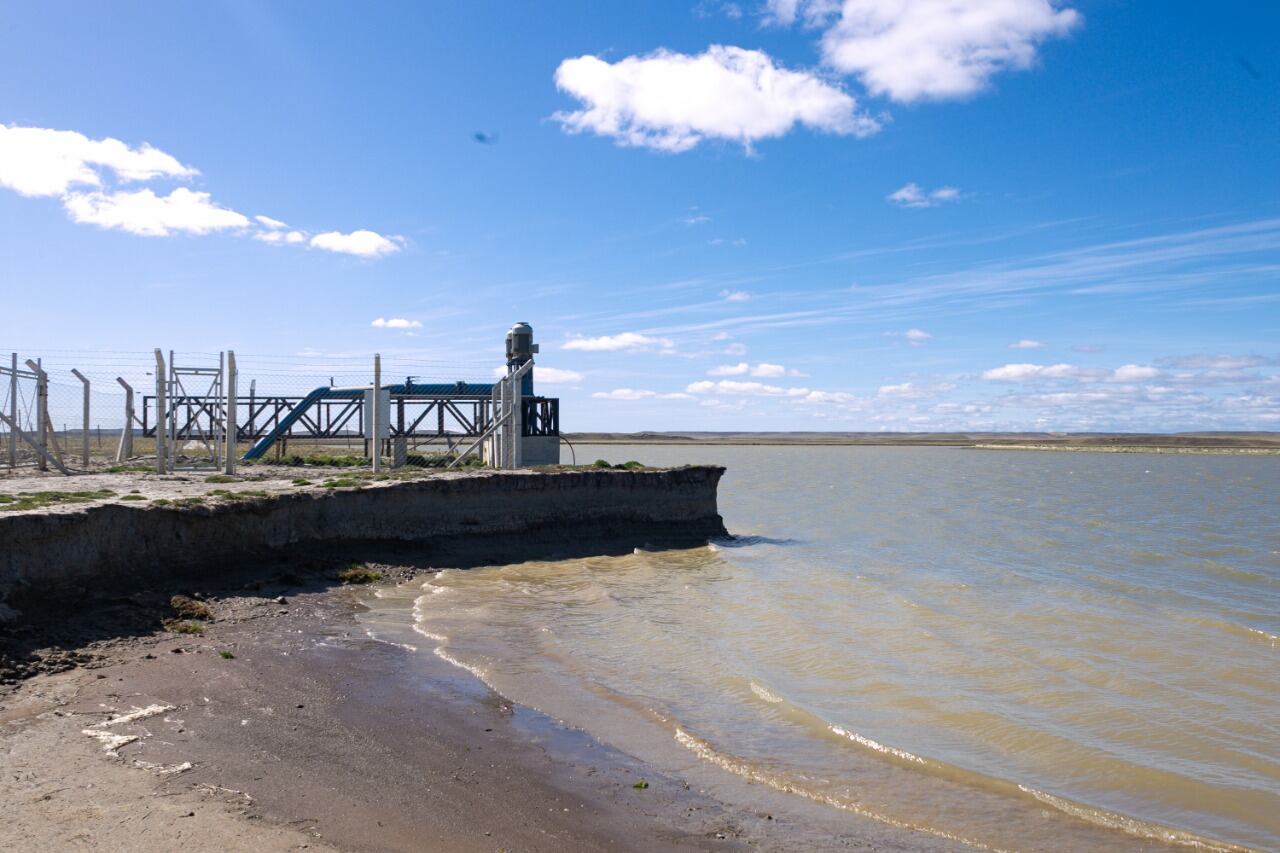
[219,650,235,660]
[170,594,212,620]
[204,474,236,483]
[0,489,116,512]
[592,460,645,470]
[322,478,362,489]
[119,494,147,501]
[165,620,205,635]
[338,564,384,584]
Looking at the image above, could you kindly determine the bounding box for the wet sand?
[0,566,962,852]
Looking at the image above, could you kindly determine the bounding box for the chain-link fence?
[1,347,541,473]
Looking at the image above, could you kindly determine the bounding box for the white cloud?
[1109,364,1160,382]
[720,289,751,301]
[819,0,1082,102]
[493,365,584,385]
[0,124,400,260]
[0,124,196,197]
[877,381,954,398]
[763,0,841,27]
[884,328,932,345]
[687,379,811,397]
[562,332,675,352]
[708,361,804,378]
[371,317,422,329]
[681,214,712,225]
[591,388,694,400]
[1009,339,1045,349]
[63,188,250,236]
[553,45,880,153]
[723,342,748,356]
[255,229,307,245]
[311,229,401,258]
[982,362,1081,381]
[887,182,962,208]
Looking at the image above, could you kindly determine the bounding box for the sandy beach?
[0,554,960,853]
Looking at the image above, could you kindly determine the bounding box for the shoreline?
[0,562,958,852]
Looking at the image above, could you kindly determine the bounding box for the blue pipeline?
[241,382,497,461]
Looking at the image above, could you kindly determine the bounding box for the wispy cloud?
[592,388,694,400]
[887,183,962,209]
[1009,339,1045,349]
[884,328,932,345]
[371,317,422,329]
[708,362,805,377]
[562,332,675,352]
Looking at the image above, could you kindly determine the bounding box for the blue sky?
[1,1,1278,432]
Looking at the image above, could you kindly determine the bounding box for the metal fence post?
[7,352,15,468]
[225,351,237,475]
[371,353,382,473]
[32,359,46,471]
[116,378,134,461]
[154,349,167,474]
[71,368,90,466]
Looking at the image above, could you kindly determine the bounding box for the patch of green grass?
[0,489,116,512]
[292,478,312,486]
[632,780,649,789]
[265,453,370,468]
[590,460,645,471]
[151,498,171,506]
[219,650,235,660]
[171,496,206,507]
[120,494,147,501]
[592,459,612,468]
[106,464,150,473]
[322,478,362,489]
[338,564,383,585]
[166,620,205,635]
[211,489,270,501]
[204,474,235,483]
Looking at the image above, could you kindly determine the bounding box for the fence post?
[7,352,15,468]
[512,370,523,468]
[32,359,46,471]
[71,369,90,466]
[116,378,134,461]
[154,349,167,474]
[371,353,382,473]
[225,351,237,475]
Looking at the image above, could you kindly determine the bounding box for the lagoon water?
[363,446,1280,851]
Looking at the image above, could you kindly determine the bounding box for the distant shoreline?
[568,433,1280,453]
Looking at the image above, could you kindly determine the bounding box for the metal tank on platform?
[484,322,560,466]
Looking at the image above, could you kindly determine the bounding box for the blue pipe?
[242,382,496,460]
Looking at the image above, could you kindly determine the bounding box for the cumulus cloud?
[887,183,961,208]
[982,362,1081,381]
[591,388,694,400]
[0,124,196,197]
[63,187,250,237]
[563,332,675,352]
[1159,354,1274,370]
[818,0,1082,102]
[310,230,402,258]
[0,123,400,259]
[720,289,751,301]
[1108,364,1160,382]
[687,379,810,396]
[553,45,879,152]
[885,328,932,345]
[877,381,955,397]
[708,362,804,377]
[1009,339,1045,349]
[371,317,422,329]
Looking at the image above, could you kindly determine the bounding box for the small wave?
[748,681,785,704]
[1017,786,1250,852]
[362,628,418,652]
[829,725,927,765]
[673,727,1006,852]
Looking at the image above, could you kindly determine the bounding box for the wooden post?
[115,378,134,461]
[71,369,90,466]
[225,351,237,475]
[27,359,46,471]
[154,349,167,474]
[371,354,382,473]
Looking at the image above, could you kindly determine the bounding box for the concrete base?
[521,435,560,466]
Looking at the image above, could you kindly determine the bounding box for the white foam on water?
[748,681,784,704]
[829,725,928,766]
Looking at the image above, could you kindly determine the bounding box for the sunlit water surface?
[362,446,1280,851]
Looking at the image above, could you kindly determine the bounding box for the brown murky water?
[364,446,1280,851]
